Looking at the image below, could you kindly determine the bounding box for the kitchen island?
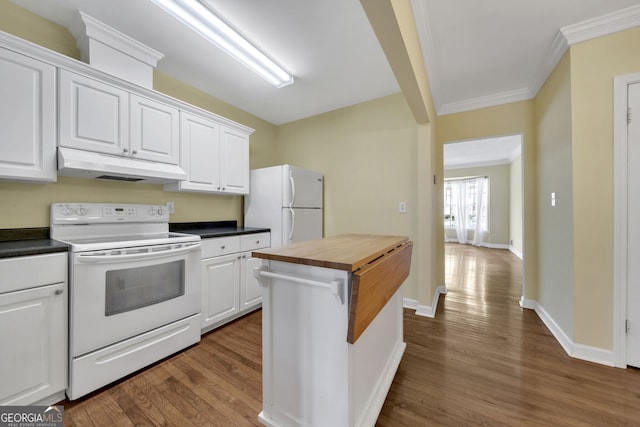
[252,234,413,427]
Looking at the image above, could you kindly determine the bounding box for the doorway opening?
[443,134,524,305]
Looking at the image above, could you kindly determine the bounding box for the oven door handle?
[76,243,201,263]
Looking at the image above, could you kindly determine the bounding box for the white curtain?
[452,180,468,244]
[472,177,486,246]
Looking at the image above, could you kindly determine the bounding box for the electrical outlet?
[166,201,175,213]
[399,202,407,213]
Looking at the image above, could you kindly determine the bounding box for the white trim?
[414,286,447,318]
[528,31,569,97]
[445,158,513,169]
[532,301,617,367]
[70,11,164,66]
[561,4,640,46]
[403,298,418,310]
[509,245,523,260]
[534,303,573,357]
[438,88,533,116]
[429,5,640,117]
[519,297,536,310]
[612,72,640,368]
[573,344,615,367]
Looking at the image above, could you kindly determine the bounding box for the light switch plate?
[399,202,407,213]
[166,201,175,213]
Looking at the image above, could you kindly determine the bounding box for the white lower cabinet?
[200,232,269,332]
[0,253,67,405]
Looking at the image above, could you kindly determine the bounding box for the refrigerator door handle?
[289,171,296,208]
[289,207,295,242]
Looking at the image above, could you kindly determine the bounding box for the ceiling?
[444,136,521,170]
[9,0,640,125]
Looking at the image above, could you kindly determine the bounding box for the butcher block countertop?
[252,234,409,272]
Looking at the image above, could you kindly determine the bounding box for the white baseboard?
[414,285,447,318]
[403,298,418,310]
[533,301,617,368]
[572,344,615,367]
[509,245,523,259]
[534,303,573,356]
[519,296,536,309]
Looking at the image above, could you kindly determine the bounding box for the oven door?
[70,241,201,357]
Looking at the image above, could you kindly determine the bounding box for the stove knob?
[62,207,73,216]
[157,207,165,216]
[75,207,88,216]
[148,208,156,216]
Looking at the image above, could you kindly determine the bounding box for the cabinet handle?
[122,148,129,153]
[221,245,226,249]
[132,150,138,155]
[256,240,260,244]
[55,289,64,295]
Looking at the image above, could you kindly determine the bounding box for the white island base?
[256,259,406,427]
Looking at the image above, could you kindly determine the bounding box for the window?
[444,177,489,230]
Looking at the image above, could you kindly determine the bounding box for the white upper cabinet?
[220,125,250,194]
[0,47,56,182]
[130,94,180,164]
[165,112,251,194]
[59,70,179,165]
[58,69,128,156]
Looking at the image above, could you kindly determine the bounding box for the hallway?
[377,244,640,426]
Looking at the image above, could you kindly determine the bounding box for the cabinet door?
[201,253,240,329]
[59,70,129,155]
[220,126,249,194]
[130,94,179,164]
[240,253,263,310]
[179,112,220,192]
[0,282,66,405]
[0,48,56,182]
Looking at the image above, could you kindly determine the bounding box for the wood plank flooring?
[60,244,640,426]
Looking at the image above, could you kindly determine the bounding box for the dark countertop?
[170,221,270,239]
[0,228,69,259]
[0,221,269,259]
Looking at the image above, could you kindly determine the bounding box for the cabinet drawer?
[240,233,271,252]
[201,236,240,259]
[0,253,67,294]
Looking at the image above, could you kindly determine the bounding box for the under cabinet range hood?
[57,147,187,183]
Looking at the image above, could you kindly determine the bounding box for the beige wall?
[509,154,523,254]
[569,26,640,349]
[0,0,277,228]
[277,94,420,299]
[437,100,537,301]
[535,52,574,339]
[444,164,511,246]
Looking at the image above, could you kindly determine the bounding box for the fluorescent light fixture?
[150,0,294,88]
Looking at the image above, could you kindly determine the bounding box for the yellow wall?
[437,100,538,301]
[509,154,523,254]
[0,0,277,228]
[569,26,640,349]
[277,94,421,299]
[535,52,574,339]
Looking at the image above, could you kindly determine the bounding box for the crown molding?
[437,88,533,116]
[430,4,640,116]
[561,4,640,46]
[528,31,569,97]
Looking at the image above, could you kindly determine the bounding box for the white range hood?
[57,147,187,183]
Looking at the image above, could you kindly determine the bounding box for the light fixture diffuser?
[150,0,294,88]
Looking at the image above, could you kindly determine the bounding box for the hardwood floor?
[61,244,640,426]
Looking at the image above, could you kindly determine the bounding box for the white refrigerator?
[244,164,323,247]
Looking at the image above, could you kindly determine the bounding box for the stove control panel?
[51,203,171,224]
